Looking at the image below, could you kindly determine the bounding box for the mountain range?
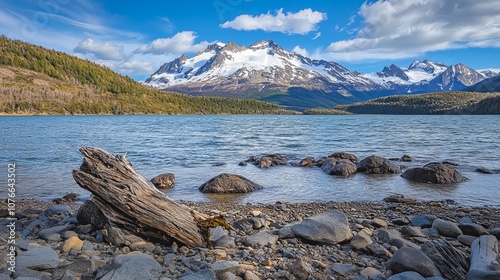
[143,40,500,110]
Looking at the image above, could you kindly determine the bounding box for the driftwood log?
[72,147,218,248]
[467,235,500,279]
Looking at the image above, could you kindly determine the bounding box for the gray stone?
[62,231,78,239]
[376,229,419,249]
[105,225,144,246]
[211,261,240,278]
[17,246,59,270]
[457,235,478,246]
[220,272,239,280]
[386,247,442,277]
[291,210,353,244]
[37,224,73,240]
[432,219,462,238]
[95,254,161,280]
[401,226,424,237]
[411,214,437,228]
[392,218,411,226]
[45,205,72,216]
[357,155,401,174]
[350,230,373,250]
[332,263,356,276]
[372,218,389,228]
[458,223,488,237]
[459,217,473,224]
[360,267,382,277]
[290,257,312,280]
[401,163,467,184]
[276,225,296,239]
[179,268,216,280]
[214,235,236,248]
[367,243,392,259]
[150,173,175,189]
[244,231,278,247]
[321,158,357,176]
[210,226,229,242]
[489,227,500,239]
[129,241,155,253]
[243,271,260,280]
[387,271,425,280]
[77,200,108,228]
[199,173,263,193]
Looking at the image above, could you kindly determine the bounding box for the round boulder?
[357,155,401,174]
[401,163,467,184]
[291,210,353,244]
[386,247,442,277]
[150,173,175,189]
[321,158,357,176]
[199,173,263,193]
[331,152,359,164]
[77,200,108,229]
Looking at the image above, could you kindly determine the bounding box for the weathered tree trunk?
[467,235,500,280]
[421,239,469,280]
[72,147,210,247]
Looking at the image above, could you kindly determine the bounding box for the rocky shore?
[1,196,499,280]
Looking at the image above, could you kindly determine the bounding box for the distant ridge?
[328,92,500,115]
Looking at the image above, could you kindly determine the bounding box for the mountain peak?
[249,40,281,50]
[408,60,447,74]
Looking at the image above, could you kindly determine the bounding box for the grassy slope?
[328,91,500,114]
[0,36,292,115]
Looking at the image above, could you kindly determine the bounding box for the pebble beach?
[1,195,500,280]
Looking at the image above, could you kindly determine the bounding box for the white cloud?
[116,60,156,75]
[292,46,308,57]
[326,0,500,61]
[74,38,125,61]
[135,31,211,55]
[313,32,321,40]
[220,8,327,35]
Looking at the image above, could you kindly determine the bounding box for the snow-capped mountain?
[367,60,488,93]
[144,40,497,108]
[144,40,386,103]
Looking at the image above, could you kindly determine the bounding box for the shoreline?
[2,196,499,279]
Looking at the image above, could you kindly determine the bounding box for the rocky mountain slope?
[144,41,499,109]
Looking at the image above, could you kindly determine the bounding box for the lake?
[1,115,499,206]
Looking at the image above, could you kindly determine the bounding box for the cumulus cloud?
[116,60,156,75]
[220,8,327,35]
[292,46,308,57]
[326,0,500,61]
[73,38,125,61]
[135,31,211,55]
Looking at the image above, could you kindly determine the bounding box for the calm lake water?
[1,115,499,206]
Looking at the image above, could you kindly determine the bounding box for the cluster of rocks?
[1,195,499,280]
[147,152,486,196]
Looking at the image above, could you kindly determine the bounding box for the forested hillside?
[0,36,290,115]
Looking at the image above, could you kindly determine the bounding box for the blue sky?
[1,0,499,80]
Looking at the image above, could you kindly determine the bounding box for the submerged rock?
[357,155,401,174]
[331,152,359,164]
[199,173,263,193]
[150,173,175,189]
[401,163,467,184]
[321,158,357,176]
